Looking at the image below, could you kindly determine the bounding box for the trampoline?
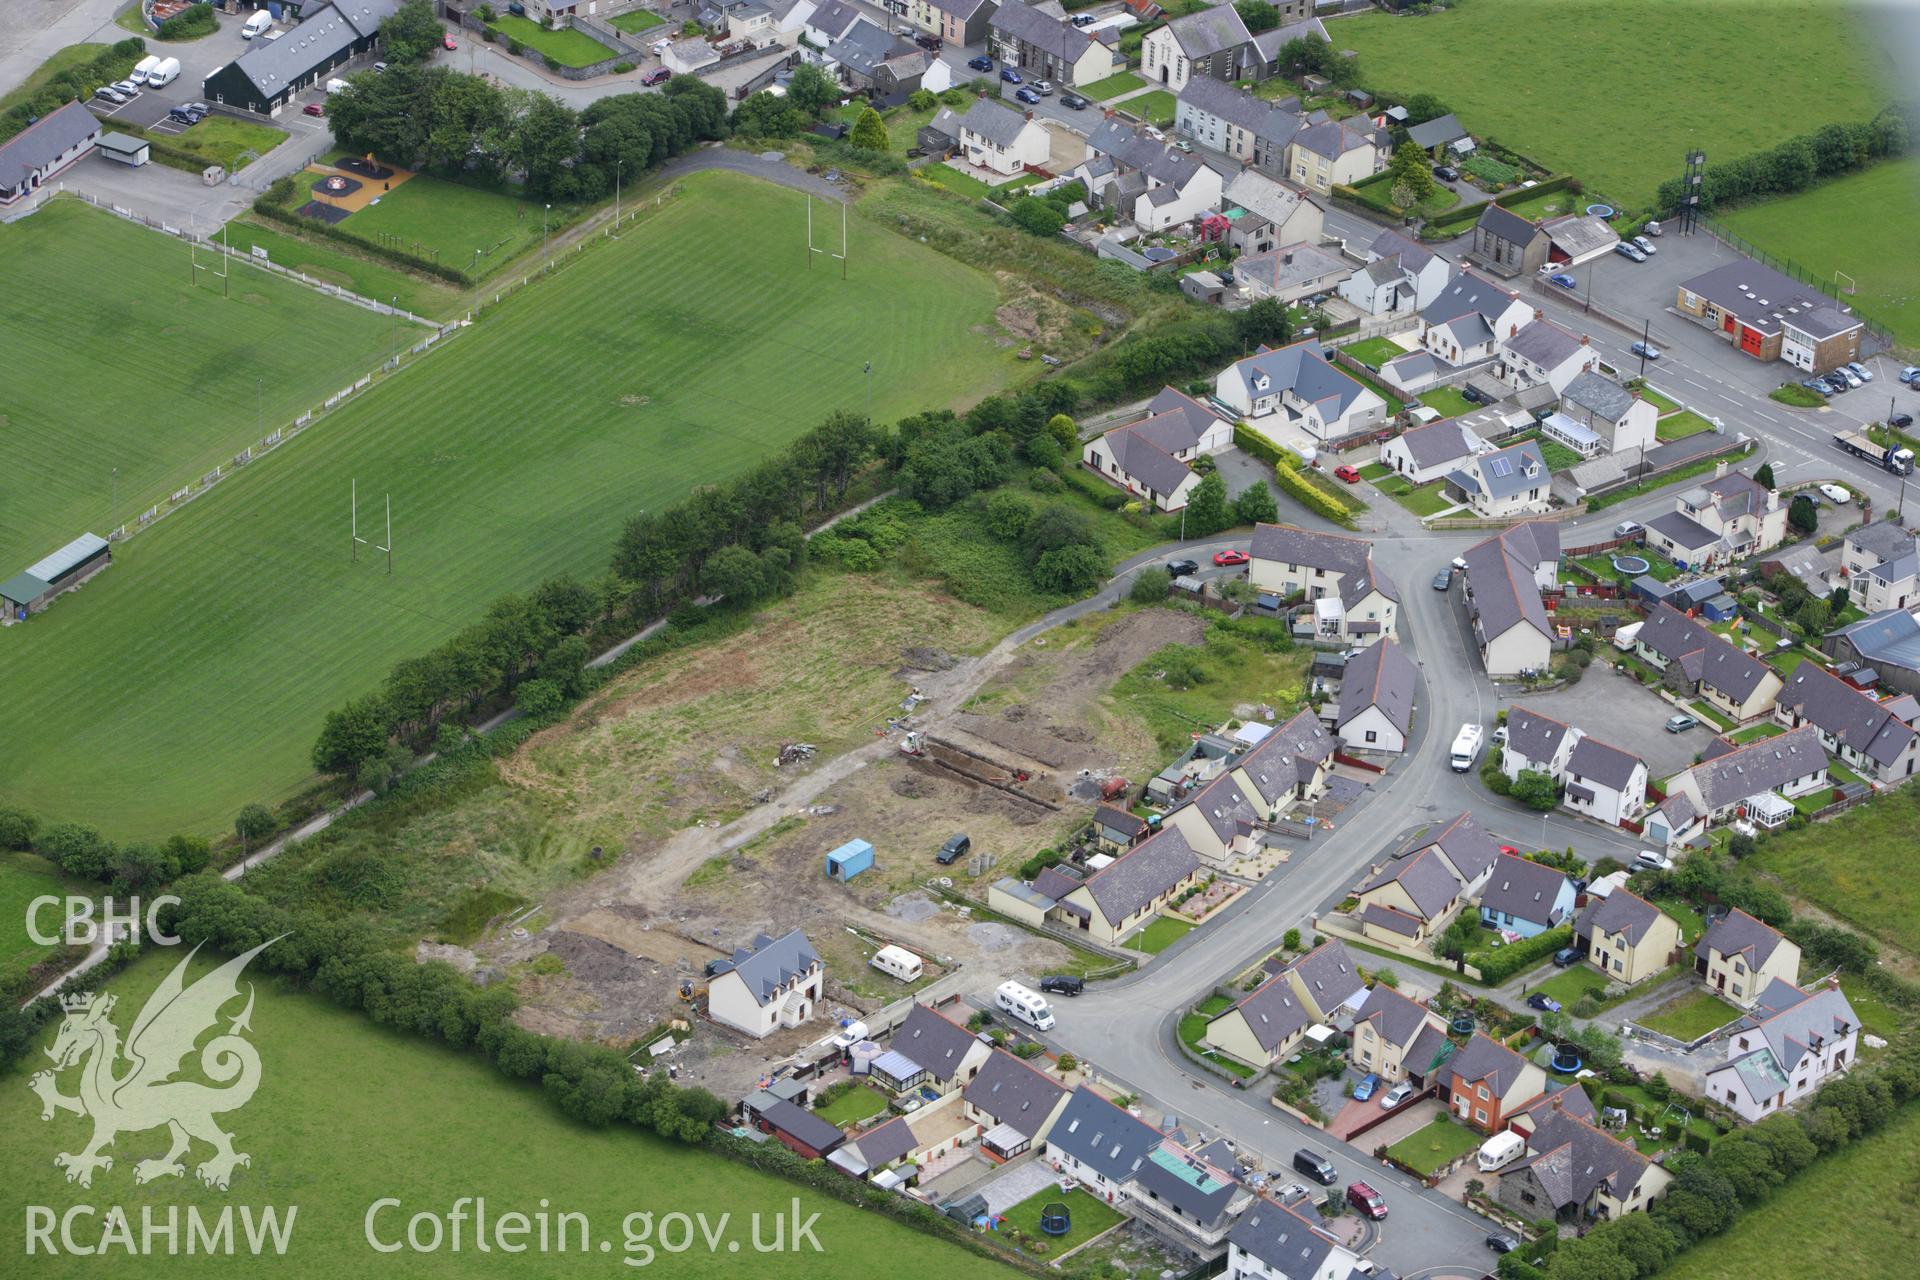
[1142,247,1177,262]
[1037,1203,1071,1237]
[1610,555,1650,575]
[1450,1014,1476,1035]
[1585,203,1615,218]
[1551,1047,1583,1073]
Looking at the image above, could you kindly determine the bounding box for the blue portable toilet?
[825,839,874,882]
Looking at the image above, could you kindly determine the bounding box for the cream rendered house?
[1694,909,1801,1007]
[1574,891,1680,986]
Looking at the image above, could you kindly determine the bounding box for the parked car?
[1614,242,1647,262]
[1801,377,1835,397]
[1014,86,1040,104]
[1526,994,1562,1013]
[1891,412,1914,428]
[1060,92,1088,110]
[1334,463,1362,484]
[1548,272,1578,290]
[1822,373,1851,393]
[968,55,993,71]
[1664,713,1698,733]
[373,61,388,73]
[1346,1181,1387,1220]
[1460,384,1489,404]
[936,833,971,865]
[1432,164,1458,182]
[1379,1080,1416,1109]
[1487,1232,1521,1255]
[1213,549,1250,567]
[1835,366,1864,388]
[301,102,325,116]
[1613,519,1643,538]
[443,31,457,50]
[1634,849,1675,872]
[1034,80,1054,95]
[643,67,671,86]
[1632,235,1658,255]
[1553,946,1580,967]
[1847,360,1874,382]
[1292,1149,1338,1186]
[1351,1073,1380,1102]
[1072,11,1098,24]
[1000,67,1022,83]
[1039,975,1084,996]
[1901,365,1920,384]
[1630,341,1662,360]
[1431,567,1453,591]
[112,80,139,96]
[94,85,128,103]
[1167,559,1199,578]
[914,34,941,50]
[1820,482,1852,503]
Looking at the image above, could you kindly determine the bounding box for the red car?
[443,31,458,50]
[643,67,672,87]
[1212,549,1249,567]
[302,102,325,116]
[1334,464,1362,484]
[1499,845,1520,856]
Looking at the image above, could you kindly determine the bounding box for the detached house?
[1232,241,1352,306]
[1704,979,1860,1122]
[1141,6,1258,92]
[1839,521,1919,614]
[1496,314,1597,396]
[961,1047,1070,1158]
[1772,661,1920,786]
[1082,385,1235,512]
[1502,706,1578,783]
[1043,1085,1163,1203]
[1461,522,1558,676]
[1222,707,1337,817]
[1349,983,1452,1085]
[1574,890,1681,986]
[988,2,1120,86]
[1644,464,1787,570]
[1498,1104,1671,1222]
[1355,846,1467,947]
[1226,1198,1362,1280]
[706,930,824,1038]
[1379,417,1485,486]
[955,96,1050,177]
[1477,853,1575,938]
[1339,229,1451,317]
[1215,341,1388,444]
[1695,909,1802,1007]
[1162,770,1266,867]
[1055,825,1205,945]
[1676,259,1864,374]
[1332,637,1416,754]
[1632,604,1783,725]
[1079,116,1227,231]
[1285,116,1385,194]
[1419,270,1533,367]
[1445,1032,1548,1133]
[1650,726,1829,844]
[1556,371,1659,456]
[1562,736,1650,827]
[1444,439,1551,518]
[1248,523,1401,644]
[889,1002,992,1093]
[1205,941,1365,1071]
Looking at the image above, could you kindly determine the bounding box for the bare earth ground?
[460,579,1202,1099]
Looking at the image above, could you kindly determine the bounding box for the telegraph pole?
[1638,318,1651,377]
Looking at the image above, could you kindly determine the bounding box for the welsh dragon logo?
[29,938,281,1191]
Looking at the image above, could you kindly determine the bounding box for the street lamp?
[864,360,872,419]
[615,158,624,230]
[543,203,552,271]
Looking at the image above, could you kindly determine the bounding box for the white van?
[146,57,181,88]
[325,78,351,95]
[242,10,273,38]
[869,946,923,983]
[1477,1130,1524,1172]
[994,981,1055,1031]
[129,55,161,86]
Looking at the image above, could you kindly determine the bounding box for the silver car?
[1846,360,1874,383]
[1632,234,1657,255]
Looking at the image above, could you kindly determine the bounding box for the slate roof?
[1405,112,1468,149]
[213,0,395,99]
[1423,269,1523,331]
[806,0,870,40]
[963,1048,1068,1137]
[0,101,98,191]
[1174,770,1261,848]
[1223,168,1313,227]
[1294,117,1378,161]
[1336,637,1414,736]
[1458,441,1548,502]
[1250,522,1372,577]
[1565,735,1644,792]
[1634,603,1714,674]
[1542,213,1618,258]
[1719,980,1859,1082]
[1847,520,1918,565]
[1506,1107,1652,1211]
[1235,241,1351,295]
[1223,341,1376,422]
[1046,1085,1162,1182]
[848,1114,918,1168]
[1406,809,1501,885]
[1478,854,1570,926]
[1361,846,1461,922]
[1179,74,1281,133]
[1352,982,1436,1050]
[1462,529,1551,642]
[1227,1199,1345,1280]
[1831,609,1920,674]
[1032,863,1085,901]
[1095,804,1148,839]
[1447,1032,1533,1098]
[1283,940,1365,1015]
[1164,5,1254,57]
[1694,908,1791,972]
[760,1097,846,1153]
[1231,706,1335,807]
[1475,202,1540,247]
[1504,705,1574,768]
[1646,510,1720,552]
[893,1003,981,1081]
[1367,227,1436,274]
[959,96,1034,149]
[1503,315,1585,369]
[828,18,907,76]
[1394,418,1480,470]
[1086,116,1218,188]
[992,1,1109,63]
[1361,901,1424,937]
[1576,889,1667,946]
[1678,260,1863,339]
[1102,421,1196,497]
[1681,725,1826,811]
[711,930,820,1006]
[1078,825,1202,926]
[1250,15,1329,62]
[1559,370,1638,423]
[1221,972,1312,1052]
[1697,638,1777,703]
[1777,662,1916,768]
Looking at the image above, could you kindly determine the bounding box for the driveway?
[1501,664,1706,781]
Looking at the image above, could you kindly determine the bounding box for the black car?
[1892,412,1914,429]
[1060,92,1088,110]
[1432,568,1453,591]
[1039,975,1084,996]
[1292,1149,1338,1186]
[936,833,971,865]
[1432,164,1459,182]
[1552,946,1580,967]
[1167,559,1199,577]
[1486,1232,1520,1254]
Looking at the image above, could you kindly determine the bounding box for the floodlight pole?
[544,203,551,272]
[111,467,118,533]
[839,199,848,280]
[379,493,392,576]
[615,159,623,234]
[390,295,398,367]
[864,360,872,419]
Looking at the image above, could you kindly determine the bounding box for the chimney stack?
[1714,459,1729,480]
[1581,335,1590,346]
[1534,307,1544,320]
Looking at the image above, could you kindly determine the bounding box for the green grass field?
[156,115,287,170]
[226,218,464,320]
[611,9,667,33]
[998,1187,1124,1252]
[0,854,92,999]
[1419,386,1477,418]
[1663,1104,1920,1280]
[1385,1118,1482,1176]
[0,948,1019,1279]
[0,43,107,116]
[0,199,396,561]
[1336,0,1889,209]
[1751,786,1920,950]
[488,15,618,67]
[1340,337,1407,366]
[1718,156,1920,346]
[1656,409,1715,441]
[1134,915,1193,955]
[0,172,1013,838]
[330,171,568,280]
[1082,71,1145,101]
[811,1085,890,1128]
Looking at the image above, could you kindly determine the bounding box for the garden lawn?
[1766,647,1811,677]
[1656,409,1715,442]
[1082,71,1146,101]
[1418,386,1478,418]
[1636,987,1742,1041]
[0,948,1019,1280]
[1357,461,1394,482]
[1340,337,1406,366]
[1719,156,1920,347]
[1180,996,1234,1049]
[488,14,618,67]
[1335,0,1885,209]
[926,164,995,199]
[1662,1105,1920,1280]
[998,1187,1125,1253]
[1135,915,1194,955]
[1398,482,1456,517]
[1636,385,1682,414]
[0,200,395,565]
[1385,1118,1482,1176]
[1727,722,1784,745]
[1127,91,1177,127]
[611,9,667,33]
[1686,700,1735,731]
[335,171,567,280]
[0,171,1015,838]
[227,217,464,319]
[1496,187,1583,223]
[1529,964,1609,1008]
[811,1084,891,1127]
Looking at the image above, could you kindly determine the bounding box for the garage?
[95,132,150,167]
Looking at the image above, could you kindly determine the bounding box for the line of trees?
[0,804,212,897]
[1655,107,1911,215]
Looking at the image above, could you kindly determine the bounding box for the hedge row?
[1234,425,1358,526]
[253,175,474,284]
[1467,922,1572,986]
[0,38,147,145]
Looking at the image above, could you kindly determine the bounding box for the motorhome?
[1449,723,1485,772]
[994,981,1055,1031]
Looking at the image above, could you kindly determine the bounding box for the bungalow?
[1825,609,1920,698]
[1419,270,1533,367]
[988,2,1120,88]
[1055,825,1205,945]
[1141,6,1259,93]
[1215,342,1388,446]
[1378,417,1485,486]
[1162,770,1265,867]
[1348,983,1452,1085]
[1445,1032,1548,1133]
[1650,726,1828,844]
[1355,846,1467,947]
[1079,117,1227,232]
[1082,386,1235,512]
[956,97,1050,177]
[1695,909,1802,1007]
[755,1097,846,1159]
[1404,111,1471,159]
[828,20,920,93]
[1443,440,1551,518]
[1231,241,1352,306]
[1218,169,1325,254]
[1226,1197,1362,1280]
[706,930,823,1038]
[1460,523,1558,676]
[1496,314,1597,396]
[1644,464,1786,570]
[0,101,99,205]
[1676,259,1864,374]
[1477,853,1575,938]
[961,1047,1070,1158]
[1248,523,1401,644]
[1772,662,1919,787]
[1332,637,1416,754]
[1094,803,1150,851]
[890,1002,992,1093]
[1498,1105,1670,1222]
[1704,978,1860,1122]
[1338,228,1452,317]
[1556,371,1659,456]
[1203,968,1314,1070]
[1574,890,1681,986]
[1839,521,1919,614]
[1281,939,1367,1021]
[831,1113,919,1180]
[1042,1085,1164,1204]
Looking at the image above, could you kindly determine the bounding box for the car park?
[1615,242,1646,262]
[1553,946,1580,967]
[1213,549,1249,567]
[1548,272,1577,289]
[1351,1073,1380,1102]
[1000,67,1022,83]
[1379,1080,1415,1109]
[968,55,993,71]
[1346,1181,1387,1220]
[1632,235,1658,255]
[1060,92,1088,109]
[1634,849,1675,872]
[1432,568,1453,590]
[1664,713,1698,733]
[1039,975,1084,996]
[113,80,139,96]
[1292,1149,1338,1185]
[1526,994,1562,1013]
[1630,341,1662,360]
[1432,164,1458,181]
[1847,360,1873,382]
[1820,483,1852,503]
[1014,86,1040,104]
[1167,558,1199,577]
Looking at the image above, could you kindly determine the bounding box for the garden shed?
[825,838,875,882]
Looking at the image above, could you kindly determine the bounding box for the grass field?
[148,115,286,170]
[488,15,618,67]
[1385,1118,1481,1176]
[226,217,464,320]
[1108,622,1310,755]
[925,165,995,199]
[1718,156,1920,346]
[328,170,568,280]
[0,199,396,561]
[1340,337,1407,366]
[1528,964,1610,1008]
[1336,0,1889,209]
[0,853,91,999]
[611,9,667,33]
[0,172,1014,837]
[1751,786,1920,950]
[0,948,1020,1280]
[1637,987,1742,1041]
[1127,91,1177,128]
[1419,386,1477,418]
[1663,1104,1920,1280]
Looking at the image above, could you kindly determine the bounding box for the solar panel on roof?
[1490,457,1513,477]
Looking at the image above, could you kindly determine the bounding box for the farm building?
[2,533,112,622]
[201,0,396,117]
[0,101,101,205]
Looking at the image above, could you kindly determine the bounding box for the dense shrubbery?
[1655,107,1911,215]
[155,3,217,39]
[1468,923,1572,985]
[0,38,146,145]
